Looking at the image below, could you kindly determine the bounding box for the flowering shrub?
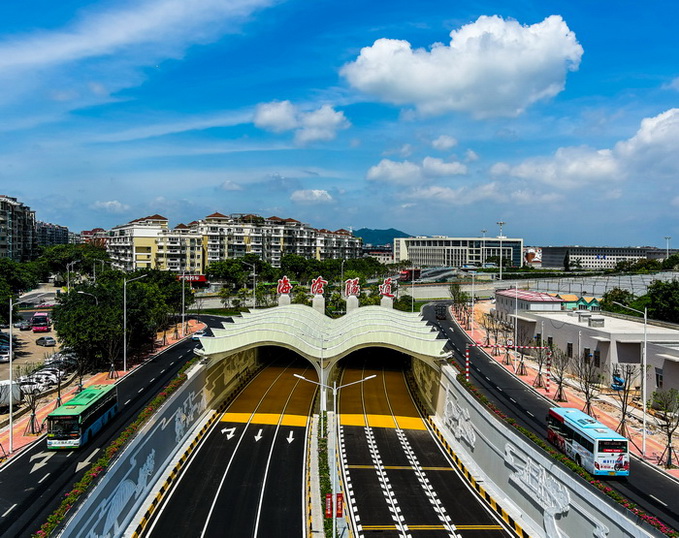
[455,373,679,538]
[33,356,200,537]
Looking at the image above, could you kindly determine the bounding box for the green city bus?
[46,384,119,449]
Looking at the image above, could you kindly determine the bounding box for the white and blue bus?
[547,407,630,476]
[46,384,118,449]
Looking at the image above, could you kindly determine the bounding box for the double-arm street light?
[123,274,148,372]
[66,260,79,292]
[497,221,505,281]
[613,301,647,457]
[294,373,376,538]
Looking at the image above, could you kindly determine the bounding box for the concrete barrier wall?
[420,362,663,538]
[59,348,258,538]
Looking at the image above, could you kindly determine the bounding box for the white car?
[192,330,206,340]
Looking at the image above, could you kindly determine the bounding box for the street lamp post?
[8,298,13,453]
[497,221,505,281]
[613,301,647,457]
[294,373,376,538]
[181,270,186,338]
[481,229,487,267]
[123,274,148,372]
[470,271,476,338]
[66,261,79,292]
[242,262,257,308]
[77,290,99,305]
[340,259,346,297]
[665,236,672,259]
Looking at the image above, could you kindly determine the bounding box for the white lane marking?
[526,411,534,418]
[138,388,144,394]
[38,473,50,484]
[510,398,516,403]
[2,504,17,517]
[124,399,131,406]
[497,387,503,392]
[150,378,156,383]
[160,369,166,374]
[650,494,668,507]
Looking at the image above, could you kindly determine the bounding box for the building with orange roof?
[105,212,361,272]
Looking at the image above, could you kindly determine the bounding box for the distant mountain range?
[354,228,411,246]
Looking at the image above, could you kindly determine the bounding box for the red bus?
[32,312,51,333]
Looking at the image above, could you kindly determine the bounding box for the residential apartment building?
[393,235,524,268]
[36,221,70,248]
[0,195,37,262]
[106,213,362,273]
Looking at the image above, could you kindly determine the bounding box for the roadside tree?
[651,388,679,468]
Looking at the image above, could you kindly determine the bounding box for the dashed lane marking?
[1,504,16,518]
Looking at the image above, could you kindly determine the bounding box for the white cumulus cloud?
[91,200,130,213]
[432,135,457,150]
[367,156,466,185]
[254,101,350,144]
[290,189,333,203]
[341,15,583,118]
[499,108,679,190]
[296,105,350,144]
[422,156,467,177]
[254,100,299,132]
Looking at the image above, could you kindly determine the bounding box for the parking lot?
[0,317,62,381]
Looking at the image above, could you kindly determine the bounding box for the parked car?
[18,321,32,331]
[0,350,12,363]
[19,381,42,395]
[36,336,57,347]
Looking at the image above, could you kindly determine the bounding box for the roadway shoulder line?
[404,370,530,538]
[129,371,256,538]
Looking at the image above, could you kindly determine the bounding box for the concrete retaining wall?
[59,348,258,538]
[417,362,663,538]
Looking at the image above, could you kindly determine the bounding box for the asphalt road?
[338,352,511,537]
[0,334,200,537]
[145,356,315,538]
[423,302,679,534]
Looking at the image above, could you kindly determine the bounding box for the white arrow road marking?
[30,452,55,474]
[254,429,263,442]
[76,448,100,473]
[286,431,294,444]
[221,427,236,440]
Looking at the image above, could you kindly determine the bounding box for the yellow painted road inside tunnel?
[219,364,316,427]
[339,365,427,430]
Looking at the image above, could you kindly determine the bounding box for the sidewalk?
[0,319,204,461]
[454,300,679,480]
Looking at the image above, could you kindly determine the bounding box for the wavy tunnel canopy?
[199,305,449,368]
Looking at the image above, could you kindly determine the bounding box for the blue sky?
[1,0,678,247]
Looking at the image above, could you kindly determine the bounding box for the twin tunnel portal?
[142,306,514,538]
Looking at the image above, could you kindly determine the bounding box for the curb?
[403,369,529,538]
